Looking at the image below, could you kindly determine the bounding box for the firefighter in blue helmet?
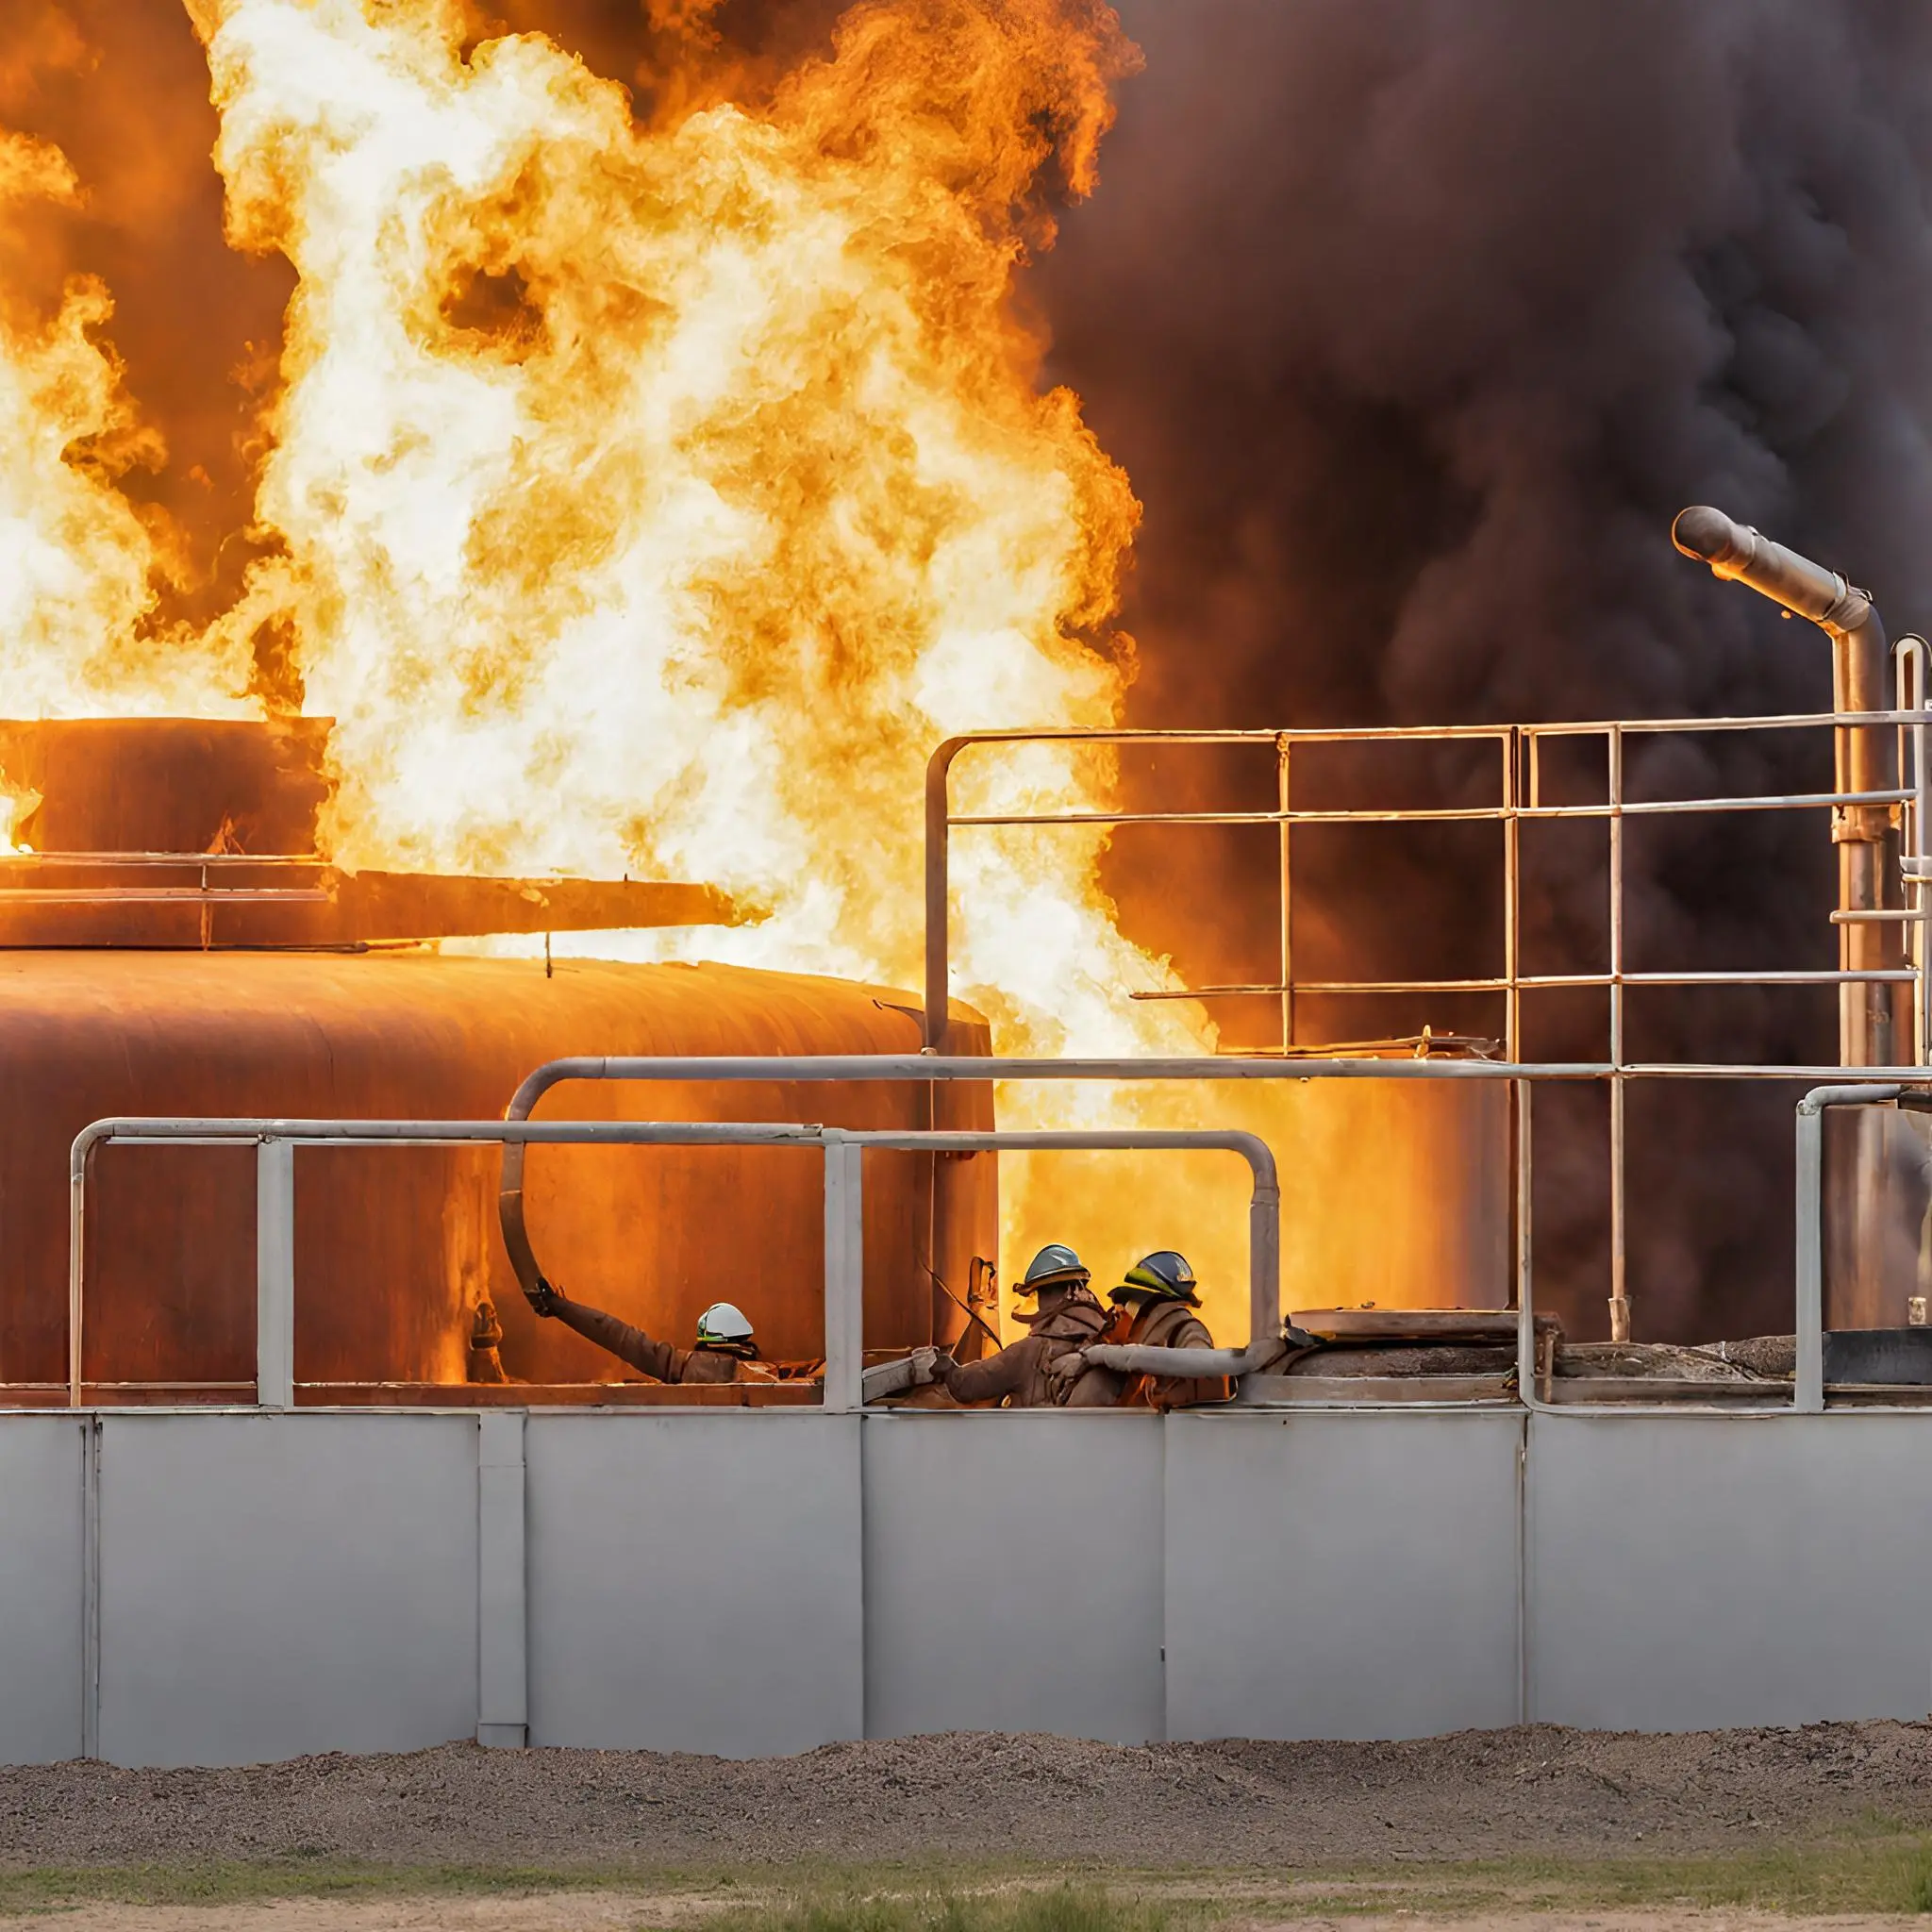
[937,1243,1108,1407]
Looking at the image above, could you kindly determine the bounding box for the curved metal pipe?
[1674,506,1901,1067]
[1672,504,1892,800]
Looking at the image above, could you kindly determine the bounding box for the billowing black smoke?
[1033,0,1932,1341]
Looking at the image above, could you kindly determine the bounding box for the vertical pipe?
[1907,638,1932,1067]
[822,1134,865,1412]
[1794,1104,1825,1414]
[256,1138,295,1410]
[1607,726,1630,1344]
[68,1141,89,1408]
[1275,735,1293,1054]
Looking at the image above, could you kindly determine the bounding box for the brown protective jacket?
[1110,1297,1230,1410]
[941,1284,1109,1407]
[549,1296,776,1385]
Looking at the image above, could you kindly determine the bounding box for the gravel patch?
[2,1722,1930,1871]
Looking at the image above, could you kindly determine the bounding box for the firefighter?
[1098,1250,1230,1409]
[528,1281,778,1385]
[937,1242,1108,1407]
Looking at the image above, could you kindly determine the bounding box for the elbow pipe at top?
[1671,506,1876,640]
[1673,505,1894,808]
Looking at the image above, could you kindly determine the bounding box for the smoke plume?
[1035,0,1932,1338]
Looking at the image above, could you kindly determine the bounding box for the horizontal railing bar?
[940,711,1932,751]
[1525,708,1931,736]
[1541,791,1912,817]
[951,788,1913,831]
[0,888,332,905]
[1134,970,1913,999]
[502,1053,1932,1086]
[938,726,1508,747]
[0,852,325,868]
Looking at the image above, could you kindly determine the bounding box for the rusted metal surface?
[0,951,994,1401]
[0,718,331,857]
[0,719,739,946]
[0,859,738,946]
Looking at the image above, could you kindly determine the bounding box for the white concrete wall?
[95,1414,479,1768]
[3,1402,1930,1766]
[0,1418,84,1764]
[862,1409,1165,1741]
[526,1411,864,1756]
[1163,1409,1523,1740]
[1528,1410,1932,1732]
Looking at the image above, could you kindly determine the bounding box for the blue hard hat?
[1020,1243,1089,1291]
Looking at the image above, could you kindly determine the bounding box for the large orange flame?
[181,0,1265,1320]
[0,1,1485,1345]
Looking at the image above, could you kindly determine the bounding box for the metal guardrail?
[68,1075,1920,1415]
[924,707,1932,1343]
[506,1052,1919,1416]
[66,1117,1278,1411]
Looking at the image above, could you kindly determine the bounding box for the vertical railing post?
[1503,728,1522,1062]
[1514,1078,1535,1391]
[256,1138,295,1410]
[1607,724,1630,1343]
[1794,1103,1825,1414]
[924,742,963,1053]
[1276,734,1293,1054]
[822,1133,864,1412]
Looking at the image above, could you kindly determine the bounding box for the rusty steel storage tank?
[0,720,995,1404]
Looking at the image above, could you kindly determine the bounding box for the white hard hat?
[696,1301,755,1345]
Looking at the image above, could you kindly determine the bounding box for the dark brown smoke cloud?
[1035,0,1932,1339]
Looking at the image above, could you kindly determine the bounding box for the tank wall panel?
[860,1410,1166,1742]
[1163,1410,1522,1741]
[96,1414,478,1767]
[0,1419,83,1763]
[525,1411,862,1756]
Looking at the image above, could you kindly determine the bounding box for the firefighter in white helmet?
[529,1282,776,1385]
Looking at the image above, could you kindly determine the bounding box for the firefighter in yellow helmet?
[937,1243,1109,1407]
[1092,1250,1230,1409]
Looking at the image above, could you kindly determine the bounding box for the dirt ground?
[8,1911,1932,1932]
[4,1722,1928,1867]
[4,1722,1932,1927]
